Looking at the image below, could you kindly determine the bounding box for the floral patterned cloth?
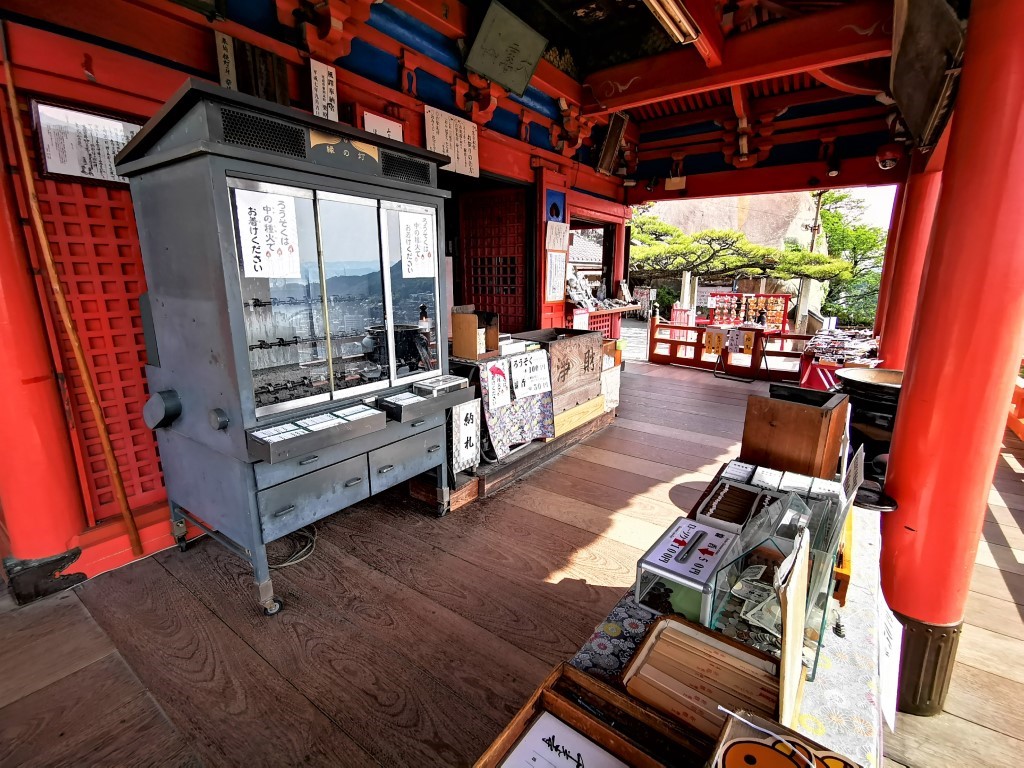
[570,508,882,768]
[475,359,555,457]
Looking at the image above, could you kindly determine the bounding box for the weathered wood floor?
[1,361,1021,767]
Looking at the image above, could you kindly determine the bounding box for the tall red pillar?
[881,0,1024,715]
[877,164,941,369]
[872,182,905,337]
[0,124,85,569]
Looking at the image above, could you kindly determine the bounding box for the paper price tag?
[509,351,551,397]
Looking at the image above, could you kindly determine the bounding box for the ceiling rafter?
[583,0,892,116]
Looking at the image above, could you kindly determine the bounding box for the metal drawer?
[256,455,369,542]
[253,410,444,489]
[368,426,445,494]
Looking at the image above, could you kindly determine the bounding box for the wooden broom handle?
[0,23,143,556]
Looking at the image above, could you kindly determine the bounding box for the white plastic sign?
[399,211,436,278]
[363,112,404,142]
[487,360,511,410]
[310,59,338,121]
[234,189,302,279]
[509,351,551,397]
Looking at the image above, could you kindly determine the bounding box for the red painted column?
[881,0,1024,715]
[876,164,941,369]
[0,136,85,561]
[872,182,905,337]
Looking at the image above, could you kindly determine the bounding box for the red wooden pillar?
[0,134,85,569]
[872,182,906,337]
[881,0,1024,715]
[876,163,941,369]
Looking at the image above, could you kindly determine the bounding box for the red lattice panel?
[587,313,613,338]
[459,188,527,332]
[34,178,165,524]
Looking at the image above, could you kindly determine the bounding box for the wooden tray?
[475,663,714,768]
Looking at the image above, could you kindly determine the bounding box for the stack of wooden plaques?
[623,616,781,740]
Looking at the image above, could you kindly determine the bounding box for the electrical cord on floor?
[269,524,317,569]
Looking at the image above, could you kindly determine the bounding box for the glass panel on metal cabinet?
[231,184,329,414]
[381,202,441,380]
[316,193,390,396]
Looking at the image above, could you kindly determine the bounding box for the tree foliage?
[627,213,849,284]
[818,191,889,325]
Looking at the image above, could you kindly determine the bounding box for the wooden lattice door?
[459,188,529,333]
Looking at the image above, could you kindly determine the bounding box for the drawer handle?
[378,464,395,474]
[427,444,441,453]
[344,477,363,488]
[298,455,320,466]
[410,419,426,427]
[273,505,296,518]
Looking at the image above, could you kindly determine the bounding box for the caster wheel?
[262,597,283,617]
[176,539,188,553]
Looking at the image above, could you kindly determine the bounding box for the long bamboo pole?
[0,23,143,556]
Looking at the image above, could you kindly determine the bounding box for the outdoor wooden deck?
[1,361,1021,766]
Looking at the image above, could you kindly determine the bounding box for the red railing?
[646,314,811,382]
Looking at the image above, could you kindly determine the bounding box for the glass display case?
[231,182,441,417]
[122,81,458,614]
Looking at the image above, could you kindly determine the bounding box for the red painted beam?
[809,64,886,95]
[685,0,725,68]
[626,154,907,202]
[584,0,892,116]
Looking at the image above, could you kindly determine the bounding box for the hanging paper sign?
[451,399,481,473]
[545,220,570,251]
[233,189,302,279]
[363,111,404,142]
[487,360,511,410]
[215,32,237,90]
[35,103,141,184]
[424,105,479,177]
[509,351,551,398]
[545,250,568,302]
[399,211,436,278]
[310,59,338,121]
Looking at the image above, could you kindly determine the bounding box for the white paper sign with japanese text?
[215,32,237,90]
[487,359,511,410]
[509,351,551,398]
[879,588,904,731]
[545,220,569,251]
[36,103,141,184]
[233,189,302,279]
[499,711,627,768]
[424,105,479,177]
[451,399,481,473]
[399,211,436,278]
[310,59,338,121]
[363,112,404,142]
[545,250,567,302]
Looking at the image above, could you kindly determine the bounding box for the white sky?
[847,184,899,230]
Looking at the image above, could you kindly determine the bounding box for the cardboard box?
[451,310,499,360]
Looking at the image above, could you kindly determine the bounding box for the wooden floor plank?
[527,465,698,525]
[541,454,705,516]
[617,390,749,422]
[885,710,1024,768]
[614,416,741,452]
[963,590,1024,640]
[969,563,1024,606]
[497,482,661,551]
[615,402,745,440]
[76,558,379,767]
[0,653,153,767]
[957,623,1024,685]
[974,539,1024,575]
[944,662,1024,740]
[592,424,737,464]
[156,540,502,766]
[981,518,1024,551]
[583,429,725,475]
[567,443,720,486]
[0,591,114,710]
[316,498,608,666]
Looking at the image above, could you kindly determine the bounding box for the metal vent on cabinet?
[220,107,306,158]
[381,151,431,185]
